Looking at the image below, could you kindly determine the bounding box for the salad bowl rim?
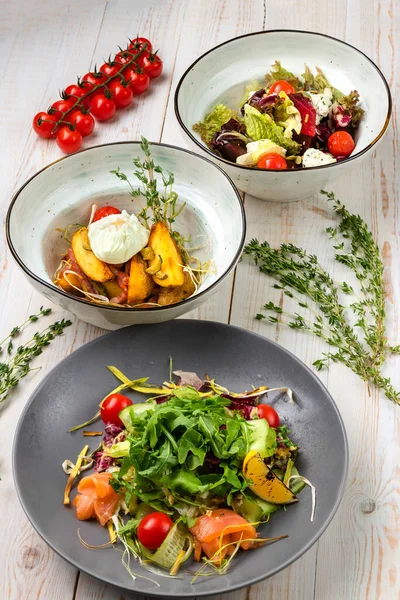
[174,28,392,173]
[6,140,246,313]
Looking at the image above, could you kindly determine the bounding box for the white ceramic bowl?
[6,142,245,330]
[175,30,391,202]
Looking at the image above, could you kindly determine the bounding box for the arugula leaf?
[178,429,206,465]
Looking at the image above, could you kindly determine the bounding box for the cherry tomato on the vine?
[50,98,75,120]
[100,393,132,426]
[268,80,296,95]
[69,110,95,137]
[56,126,82,154]
[32,112,59,138]
[92,205,121,222]
[64,83,90,108]
[137,512,173,550]
[99,62,122,78]
[257,153,288,170]
[129,37,153,54]
[124,68,150,95]
[82,72,108,91]
[115,50,133,71]
[142,53,163,79]
[257,404,280,428]
[89,93,116,121]
[108,80,134,108]
[327,131,355,157]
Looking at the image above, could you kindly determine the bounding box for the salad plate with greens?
[13,320,348,596]
[193,61,365,171]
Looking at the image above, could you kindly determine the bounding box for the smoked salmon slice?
[73,473,119,526]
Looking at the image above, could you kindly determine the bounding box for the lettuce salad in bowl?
[193,61,365,171]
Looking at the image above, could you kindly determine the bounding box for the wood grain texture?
[0,0,398,599]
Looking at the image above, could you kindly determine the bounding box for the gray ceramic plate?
[13,320,348,597]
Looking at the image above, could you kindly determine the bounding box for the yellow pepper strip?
[63,444,89,505]
[107,520,117,544]
[169,549,186,575]
[83,431,103,437]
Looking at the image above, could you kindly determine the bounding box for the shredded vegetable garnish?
[63,444,89,504]
[288,475,316,522]
[83,431,103,437]
[77,528,113,550]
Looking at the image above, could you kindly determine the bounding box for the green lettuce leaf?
[274,91,302,137]
[243,105,301,154]
[193,104,237,145]
[339,90,365,125]
[314,67,344,101]
[265,60,301,90]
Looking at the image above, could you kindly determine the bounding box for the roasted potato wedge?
[157,271,196,306]
[147,222,185,288]
[128,254,154,304]
[55,271,82,294]
[103,280,125,300]
[71,227,113,283]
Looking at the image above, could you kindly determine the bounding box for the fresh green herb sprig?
[111,136,186,230]
[0,308,72,404]
[244,191,400,405]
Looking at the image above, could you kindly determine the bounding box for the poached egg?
[88,209,149,264]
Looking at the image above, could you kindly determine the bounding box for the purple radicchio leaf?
[156,395,170,404]
[315,120,332,145]
[103,422,124,447]
[210,118,248,162]
[94,452,114,473]
[94,423,126,473]
[330,103,352,128]
[240,88,267,114]
[221,393,258,420]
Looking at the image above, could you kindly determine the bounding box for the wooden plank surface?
[0,0,398,599]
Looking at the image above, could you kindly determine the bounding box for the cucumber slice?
[247,419,276,458]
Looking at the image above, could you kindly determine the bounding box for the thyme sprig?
[0,308,72,404]
[111,136,186,231]
[244,191,400,405]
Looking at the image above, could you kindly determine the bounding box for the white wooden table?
[1,1,399,599]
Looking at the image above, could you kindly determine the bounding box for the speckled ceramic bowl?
[175,30,391,202]
[6,142,245,330]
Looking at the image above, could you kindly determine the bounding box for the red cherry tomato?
[50,98,75,120]
[268,80,296,95]
[125,68,150,95]
[99,62,122,78]
[56,126,83,154]
[65,81,93,108]
[108,80,134,108]
[257,405,280,428]
[82,71,108,89]
[142,53,163,79]
[92,206,121,222]
[100,393,133,427]
[64,83,89,108]
[69,110,95,137]
[89,93,116,121]
[129,37,153,54]
[257,153,288,170]
[137,512,173,550]
[115,50,133,71]
[327,131,355,157]
[32,112,59,138]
